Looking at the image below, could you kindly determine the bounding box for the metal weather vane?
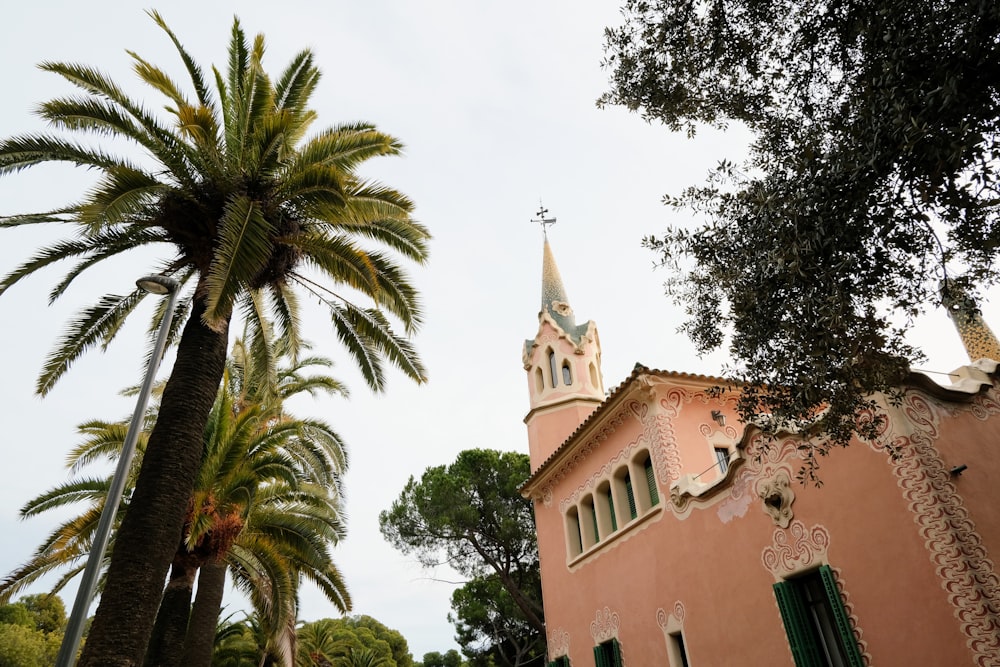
[531,202,557,237]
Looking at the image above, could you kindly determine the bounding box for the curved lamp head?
[136,275,180,295]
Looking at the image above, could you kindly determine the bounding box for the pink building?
[521,238,1000,666]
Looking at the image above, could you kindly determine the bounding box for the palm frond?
[204,195,274,328]
[67,420,131,473]
[0,209,76,227]
[128,50,190,110]
[147,9,213,107]
[288,123,402,172]
[19,477,111,517]
[47,225,168,304]
[335,302,426,388]
[39,61,198,185]
[273,51,317,113]
[0,133,141,175]
[36,290,144,395]
[264,282,302,363]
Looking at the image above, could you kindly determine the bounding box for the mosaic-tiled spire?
[541,238,578,334]
[941,280,1000,362]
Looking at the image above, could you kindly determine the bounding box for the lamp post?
[56,275,181,667]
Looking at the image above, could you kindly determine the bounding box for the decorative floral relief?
[590,606,620,644]
[868,390,1000,666]
[760,520,830,579]
[547,627,570,661]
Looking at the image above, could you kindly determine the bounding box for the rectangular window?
[593,638,623,667]
[548,657,570,667]
[714,447,729,475]
[668,632,690,667]
[773,565,864,667]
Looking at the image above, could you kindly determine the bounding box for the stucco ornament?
[552,300,573,317]
[761,520,830,579]
[547,627,570,662]
[590,606,620,643]
[756,469,795,528]
[656,600,686,634]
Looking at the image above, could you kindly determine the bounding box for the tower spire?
[522,206,605,468]
[531,204,579,337]
[942,279,1000,363]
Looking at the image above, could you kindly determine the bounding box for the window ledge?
[568,504,664,568]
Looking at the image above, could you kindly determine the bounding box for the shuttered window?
[624,472,637,520]
[548,657,570,667]
[773,565,864,667]
[607,492,617,531]
[592,638,623,667]
[644,456,659,506]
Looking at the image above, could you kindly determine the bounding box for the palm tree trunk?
[181,560,228,667]
[143,554,198,667]
[79,299,230,667]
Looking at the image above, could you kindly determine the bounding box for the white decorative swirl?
[546,627,570,661]
[869,390,1000,666]
[590,606,620,643]
[760,520,830,578]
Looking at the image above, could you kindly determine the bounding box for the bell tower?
[523,208,605,470]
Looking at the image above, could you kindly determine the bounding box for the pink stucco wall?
[525,373,1000,665]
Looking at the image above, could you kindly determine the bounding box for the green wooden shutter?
[591,506,600,543]
[593,645,606,667]
[624,473,637,519]
[610,638,623,667]
[818,565,865,667]
[608,493,617,531]
[773,580,823,667]
[644,457,659,506]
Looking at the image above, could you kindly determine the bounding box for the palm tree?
[151,339,351,667]
[0,12,428,665]
[212,615,262,667]
[2,340,353,667]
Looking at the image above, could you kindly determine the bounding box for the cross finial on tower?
[531,202,557,237]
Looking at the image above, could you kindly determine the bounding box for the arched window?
[548,349,558,388]
[534,367,544,393]
[561,360,572,386]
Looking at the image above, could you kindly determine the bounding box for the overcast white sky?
[0,1,991,660]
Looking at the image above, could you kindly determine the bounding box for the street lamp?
[56,275,181,667]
